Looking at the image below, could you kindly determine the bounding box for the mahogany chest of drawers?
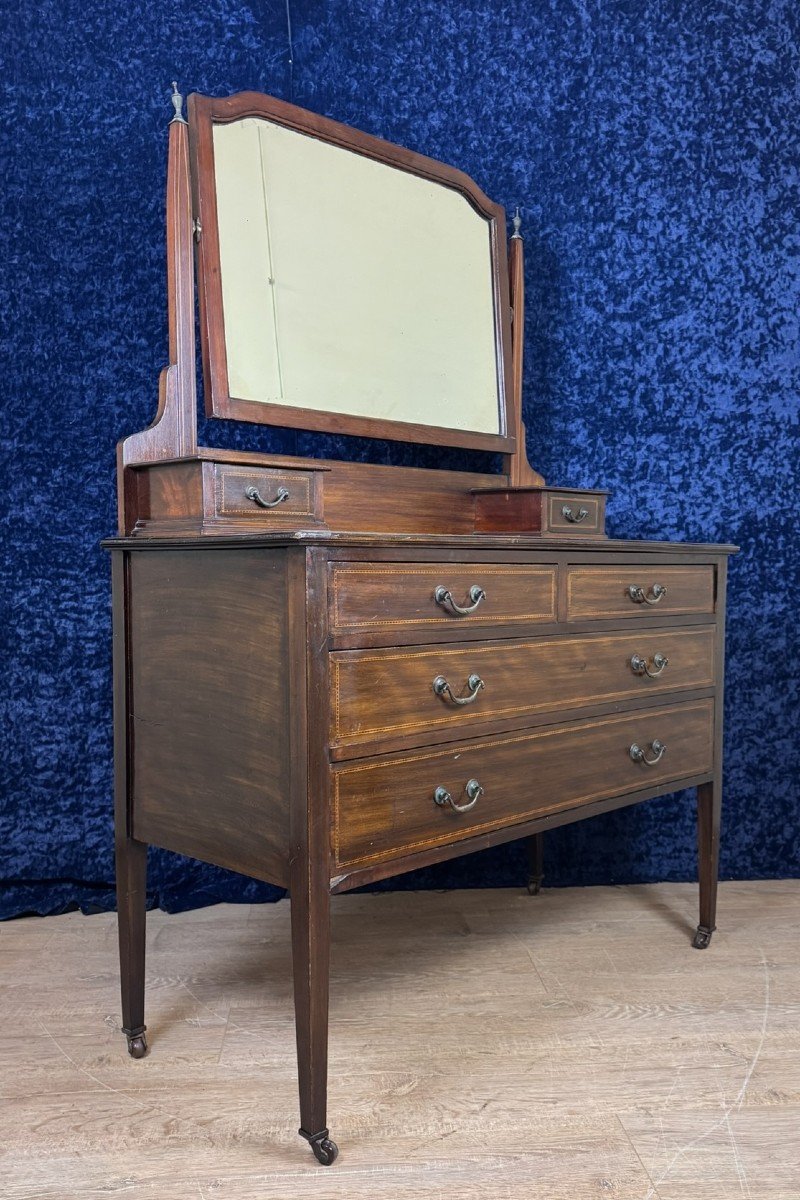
[108,529,733,1161]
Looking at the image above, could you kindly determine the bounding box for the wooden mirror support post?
[472,208,609,536]
[116,85,197,535]
[104,86,736,1166]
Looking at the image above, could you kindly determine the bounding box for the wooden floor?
[0,881,798,1199]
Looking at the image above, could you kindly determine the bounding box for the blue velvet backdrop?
[3,1,798,918]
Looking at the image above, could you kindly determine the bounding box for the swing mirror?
[189,91,514,452]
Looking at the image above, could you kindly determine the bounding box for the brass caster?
[124,1027,148,1058]
[300,1126,339,1166]
[692,925,714,950]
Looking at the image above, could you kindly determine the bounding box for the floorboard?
[0,880,797,1199]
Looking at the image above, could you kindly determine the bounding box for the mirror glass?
[212,117,502,435]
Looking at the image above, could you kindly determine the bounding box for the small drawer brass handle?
[245,484,290,509]
[562,504,589,524]
[434,584,486,616]
[630,652,669,678]
[434,778,484,814]
[629,739,667,766]
[627,583,667,605]
[433,673,485,705]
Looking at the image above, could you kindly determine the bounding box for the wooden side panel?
[129,548,291,884]
[133,461,204,528]
[333,699,715,868]
[472,488,544,533]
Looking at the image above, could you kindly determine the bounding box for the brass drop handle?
[433,673,485,705]
[434,778,484,814]
[629,739,667,766]
[627,583,667,605]
[562,505,589,524]
[245,485,289,509]
[630,652,669,678]
[434,584,486,616]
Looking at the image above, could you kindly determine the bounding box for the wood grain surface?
[1,881,796,1199]
[329,561,558,633]
[331,626,716,748]
[333,701,715,867]
[566,565,715,621]
[128,548,293,885]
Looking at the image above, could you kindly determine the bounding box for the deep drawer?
[330,562,557,634]
[331,626,716,749]
[333,699,714,868]
[566,565,715,621]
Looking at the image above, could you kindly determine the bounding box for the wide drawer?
[330,562,557,633]
[331,626,716,748]
[333,699,714,868]
[566,565,715,621]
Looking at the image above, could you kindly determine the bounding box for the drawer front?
[214,465,319,521]
[547,491,604,536]
[331,626,716,747]
[333,699,714,867]
[566,565,715,620]
[330,563,557,633]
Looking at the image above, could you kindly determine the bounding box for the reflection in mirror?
[212,118,502,435]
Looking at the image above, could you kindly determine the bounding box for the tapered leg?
[291,861,338,1165]
[116,834,149,1056]
[111,553,148,1057]
[526,833,545,895]
[693,779,721,949]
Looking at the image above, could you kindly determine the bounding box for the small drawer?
[333,699,714,867]
[546,491,604,535]
[566,565,715,621]
[331,626,716,749]
[213,464,322,524]
[472,486,607,537]
[330,562,557,635]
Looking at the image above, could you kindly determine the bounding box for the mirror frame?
[188,91,515,453]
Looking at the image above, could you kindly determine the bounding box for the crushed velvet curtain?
[3,1,798,918]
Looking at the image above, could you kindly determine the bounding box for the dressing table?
[104,86,736,1165]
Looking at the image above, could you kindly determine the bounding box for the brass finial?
[511,206,522,239]
[170,81,187,124]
